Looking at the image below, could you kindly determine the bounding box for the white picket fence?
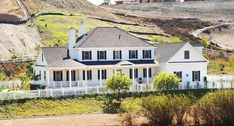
[0,84,153,101]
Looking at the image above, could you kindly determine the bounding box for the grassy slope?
[33,11,181,47]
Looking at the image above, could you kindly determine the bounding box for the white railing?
[0,82,233,101]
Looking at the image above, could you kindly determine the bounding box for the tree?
[106,73,132,94]
[104,73,132,113]
[153,72,180,91]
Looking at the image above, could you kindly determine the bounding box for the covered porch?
[33,60,159,89]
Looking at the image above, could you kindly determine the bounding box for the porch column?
[69,69,72,88]
[132,67,135,85]
[99,68,102,86]
[46,69,50,88]
[146,67,149,85]
[114,68,116,74]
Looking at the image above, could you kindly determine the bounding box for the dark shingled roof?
[41,47,85,68]
[75,27,155,48]
[156,42,187,63]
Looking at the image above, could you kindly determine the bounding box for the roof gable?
[75,27,155,48]
[168,43,208,63]
[156,42,186,63]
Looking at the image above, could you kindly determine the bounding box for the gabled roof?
[75,27,155,48]
[41,47,85,68]
[156,42,187,63]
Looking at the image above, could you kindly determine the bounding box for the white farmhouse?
[33,24,208,89]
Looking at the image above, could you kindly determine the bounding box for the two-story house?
[33,24,208,89]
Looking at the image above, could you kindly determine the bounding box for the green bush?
[217,50,224,58]
[195,90,234,126]
[200,37,210,48]
[153,72,180,91]
[141,95,193,126]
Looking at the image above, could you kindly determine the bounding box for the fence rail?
[0,55,37,64]
[0,81,233,101]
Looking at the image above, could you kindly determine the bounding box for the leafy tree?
[106,73,132,95]
[104,73,132,113]
[153,72,180,91]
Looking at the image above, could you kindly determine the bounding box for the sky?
[87,0,115,5]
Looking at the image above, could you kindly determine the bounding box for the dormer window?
[82,51,92,60]
[184,50,190,59]
[97,51,106,60]
[143,50,151,59]
[129,50,138,59]
[113,50,122,60]
[42,54,44,62]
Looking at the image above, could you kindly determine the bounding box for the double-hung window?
[129,68,138,79]
[97,51,106,60]
[143,50,151,59]
[83,70,92,80]
[192,71,200,81]
[184,50,190,59]
[143,68,152,78]
[98,70,107,80]
[174,71,182,81]
[82,51,92,60]
[113,50,122,60]
[129,50,138,59]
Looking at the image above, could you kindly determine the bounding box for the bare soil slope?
[0,24,41,59]
[0,0,23,22]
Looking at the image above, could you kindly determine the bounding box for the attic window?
[119,34,121,39]
[184,50,190,59]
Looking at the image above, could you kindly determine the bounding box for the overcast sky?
[87,0,115,5]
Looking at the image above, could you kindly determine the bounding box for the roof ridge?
[114,27,156,47]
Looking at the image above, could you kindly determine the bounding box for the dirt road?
[0,114,121,126]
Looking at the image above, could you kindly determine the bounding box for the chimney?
[78,21,85,37]
[69,27,76,59]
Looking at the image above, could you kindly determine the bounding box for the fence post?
[50,89,53,97]
[38,89,40,97]
[62,88,64,96]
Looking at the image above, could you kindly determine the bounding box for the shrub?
[200,37,210,48]
[141,94,193,126]
[153,72,180,91]
[194,90,234,126]
[141,95,172,126]
[217,50,224,58]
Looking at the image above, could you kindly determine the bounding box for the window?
[143,68,152,78]
[38,70,41,80]
[87,70,92,80]
[129,50,138,59]
[82,51,92,60]
[192,71,200,81]
[113,51,122,60]
[44,71,46,80]
[97,51,106,60]
[66,70,76,81]
[53,71,63,81]
[184,50,190,59]
[98,70,107,80]
[129,68,138,79]
[143,50,151,59]
[174,71,182,81]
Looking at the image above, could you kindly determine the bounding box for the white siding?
[169,43,207,63]
[73,47,156,61]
